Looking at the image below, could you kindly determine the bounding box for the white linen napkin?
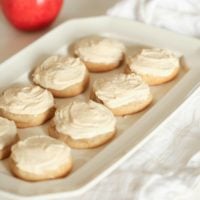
[107,0,200,37]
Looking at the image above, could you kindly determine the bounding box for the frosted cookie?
[126,48,180,85]
[91,73,152,116]
[0,86,55,128]
[73,36,125,72]
[32,56,89,97]
[49,100,116,149]
[10,135,72,181]
[0,117,18,160]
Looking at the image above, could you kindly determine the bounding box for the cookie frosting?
[74,36,125,64]
[0,86,54,115]
[93,73,151,108]
[128,48,180,77]
[54,100,116,139]
[33,56,88,90]
[11,135,71,174]
[0,117,17,150]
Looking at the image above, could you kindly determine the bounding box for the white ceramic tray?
[0,16,200,200]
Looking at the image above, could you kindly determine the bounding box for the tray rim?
[0,16,200,200]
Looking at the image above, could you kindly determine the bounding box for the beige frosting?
[93,73,151,108]
[128,48,180,77]
[0,117,17,150]
[0,86,54,115]
[74,36,125,64]
[33,56,88,90]
[11,135,71,175]
[54,100,116,139]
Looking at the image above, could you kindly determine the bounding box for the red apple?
[1,0,63,31]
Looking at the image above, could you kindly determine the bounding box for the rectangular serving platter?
[0,16,200,200]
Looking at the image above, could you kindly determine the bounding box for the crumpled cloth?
[67,87,200,200]
[107,0,200,37]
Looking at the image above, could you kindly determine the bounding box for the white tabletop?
[0,1,200,200]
